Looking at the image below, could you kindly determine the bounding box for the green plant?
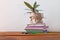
[24,1,40,14]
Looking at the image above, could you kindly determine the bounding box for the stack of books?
[25,23,48,34]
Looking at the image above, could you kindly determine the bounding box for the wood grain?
[0,32,60,40]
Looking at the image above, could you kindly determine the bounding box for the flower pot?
[29,12,43,24]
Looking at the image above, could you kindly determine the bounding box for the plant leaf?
[33,1,37,9]
[35,5,40,8]
[36,10,39,12]
[24,1,33,9]
[27,12,32,13]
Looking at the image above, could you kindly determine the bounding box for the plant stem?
[32,8,36,14]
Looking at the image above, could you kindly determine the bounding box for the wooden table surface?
[0,32,60,36]
[0,32,60,40]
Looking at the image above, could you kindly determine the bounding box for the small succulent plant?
[24,1,40,14]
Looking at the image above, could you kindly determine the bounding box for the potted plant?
[24,1,43,24]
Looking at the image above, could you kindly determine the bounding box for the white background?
[0,0,60,32]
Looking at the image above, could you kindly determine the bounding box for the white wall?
[0,0,60,32]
